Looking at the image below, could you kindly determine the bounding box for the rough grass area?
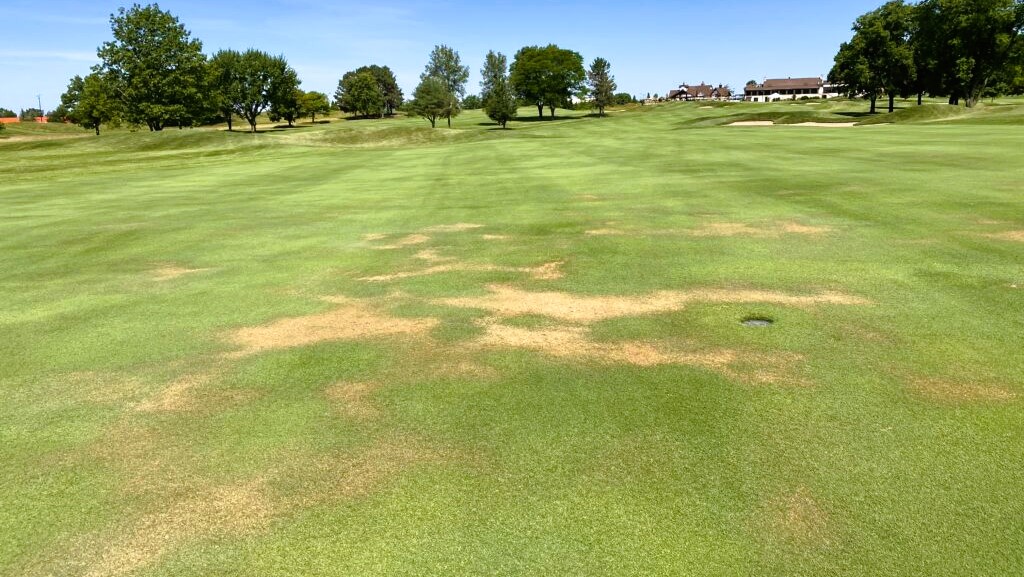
[1,101,1023,577]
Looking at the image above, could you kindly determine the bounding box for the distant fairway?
[1,101,1022,576]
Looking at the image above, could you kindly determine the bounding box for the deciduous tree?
[96,3,208,130]
[510,45,585,118]
[300,91,331,123]
[226,50,299,132]
[59,73,119,135]
[480,50,517,128]
[422,45,469,127]
[208,49,241,130]
[411,76,451,128]
[336,70,385,118]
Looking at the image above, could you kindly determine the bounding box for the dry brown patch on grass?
[371,234,431,250]
[778,222,832,234]
[83,480,273,577]
[150,266,208,282]
[360,261,563,283]
[481,234,510,241]
[477,323,736,369]
[689,222,831,237]
[909,379,1017,403]
[984,230,1024,242]
[133,372,219,412]
[439,285,867,324]
[585,228,627,236]
[414,249,457,263]
[326,381,382,419]
[362,232,388,242]
[59,372,146,404]
[767,486,830,546]
[227,296,439,357]
[424,223,485,232]
[286,437,452,507]
[689,223,764,237]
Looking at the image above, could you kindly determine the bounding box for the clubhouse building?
[744,77,841,102]
[667,83,732,101]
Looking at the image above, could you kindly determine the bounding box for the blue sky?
[0,0,882,112]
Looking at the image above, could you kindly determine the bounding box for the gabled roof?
[760,77,822,90]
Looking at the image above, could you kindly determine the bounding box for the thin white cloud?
[0,50,97,63]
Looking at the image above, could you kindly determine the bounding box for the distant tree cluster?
[54,3,621,134]
[57,3,303,134]
[830,0,1024,111]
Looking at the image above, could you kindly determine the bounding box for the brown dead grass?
[689,222,831,237]
[909,379,1017,403]
[285,437,452,508]
[439,284,867,324]
[767,486,830,546]
[372,234,431,250]
[362,233,388,242]
[150,266,208,282]
[585,228,626,236]
[984,230,1024,242]
[133,372,221,412]
[83,480,272,577]
[227,296,439,357]
[414,249,457,263]
[360,261,563,283]
[473,321,802,385]
[481,234,510,241]
[59,372,146,405]
[423,223,485,233]
[326,381,382,419]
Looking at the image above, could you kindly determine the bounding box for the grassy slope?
[1,103,1022,577]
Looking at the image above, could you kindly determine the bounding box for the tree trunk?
[869,95,877,114]
[548,105,556,118]
[227,114,233,131]
[94,125,100,136]
[888,95,895,113]
[447,116,451,128]
[917,92,923,106]
[537,104,543,118]
[948,95,959,106]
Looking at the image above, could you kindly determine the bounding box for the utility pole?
[36,94,43,121]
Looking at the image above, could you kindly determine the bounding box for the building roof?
[757,77,823,91]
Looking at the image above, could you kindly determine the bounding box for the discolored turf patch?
[359,260,564,283]
[472,321,802,385]
[80,480,273,577]
[370,234,431,250]
[226,296,439,357]
[325,381,382,420]
[481,234,510,241]
[150,265,209,282]
[688,222,831,237]
[764,486,831,547]
[908,378,1017,403]
[983,230,1024,242]
[282,436,457,508]
[423,223,485,233]
[438,284,868,324]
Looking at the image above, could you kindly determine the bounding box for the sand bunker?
[794,122,857,127]
[909,379,1017,403]
[439,284,868,324]
[227,296,439,357]
[150,266,208,281]
[360,261,564,282]
[84,480,272,577]
[326,381,382,419]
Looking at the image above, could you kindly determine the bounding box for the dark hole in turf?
[742,316,774,327]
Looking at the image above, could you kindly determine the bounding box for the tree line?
[830,0,1024,112]
[52,4,621,135]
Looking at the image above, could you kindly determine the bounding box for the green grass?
[1,102,1023,577]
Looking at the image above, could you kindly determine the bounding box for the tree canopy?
[300,91,331,123]
[215,49,299,132]
[96,3,208,130]
[422,45,469,127]
[510,45,586,118]
[411,76,452,128]
[59,73,119,135]
[480,50,517,129]
[587,57,617,117]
